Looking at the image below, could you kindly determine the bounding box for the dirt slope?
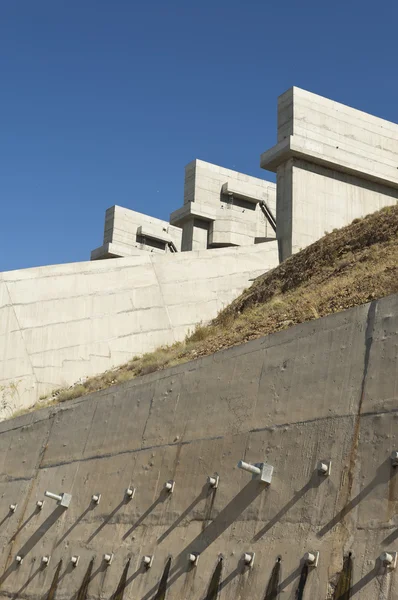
[32,204,398,410]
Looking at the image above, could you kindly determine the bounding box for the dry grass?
[34,204,398,411]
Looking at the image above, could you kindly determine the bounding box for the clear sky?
[1,0,398,271]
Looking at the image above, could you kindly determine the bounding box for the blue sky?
[1,0,398,271]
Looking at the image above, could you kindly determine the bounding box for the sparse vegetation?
[32,205,398,413]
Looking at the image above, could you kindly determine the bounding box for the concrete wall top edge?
[288,86,398,131]
[1,242,277,279]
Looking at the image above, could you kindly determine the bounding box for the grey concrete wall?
[0,294,397,599]
[0,243,278,418]
[170,160,277,251]
[261,87,398,260]
[91,206,183,260]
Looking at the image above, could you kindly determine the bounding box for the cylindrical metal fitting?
[45,491,63,502]
[16,555,23,565]
[238,461,261,475]
[318,462,329,474]
[304,552,317,565]
[36,500,44,510]
[41,556,50,566]
[381,552,394,565]
[143,555,153,568]
[9,504,17,513]
[71,556,80,567]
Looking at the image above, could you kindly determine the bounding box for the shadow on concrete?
[42,559,62,600]
[276,563,301,595]
[16,506,66,557]
[0,512,11,530]
[349,559,385,596]
[204,556,223,600]
[10,563,42,599]
[71,557,94,600]
[123,492,167,540]
[9,506,42,543]
[154,556,172,600]
[252,471,323,542]
[135,479,264,600]
[157,485,210,544]
[318,458,395,538]
[349,564,377,597]
[87,499,127,543]
[382,527,398,546]
[55,504,94,548]
[0,506,66,587]
[219,555,246,593]
[110,558,130,600]
[57,558,76,585]
[125,563,145,588]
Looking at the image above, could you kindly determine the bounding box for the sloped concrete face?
[0,295,397,599]
[261,87,398,260]
[0,242,278,418]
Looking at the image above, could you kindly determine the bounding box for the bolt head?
[164,480,175,493]
[16,555,23,565]
[318,460,332,476]
[126,487,135,499]
[188,553,199,565]
[243,552,255,567]
[71,556,80,567]
[380,551,397,569]
[304,551,319,567]
[143,555,153,568]
[91,494,101,505]
[36,500,44,510]
[41,556,51,566]
[104,553,114,565]
[9,504,17,513]
[208,475,219,489]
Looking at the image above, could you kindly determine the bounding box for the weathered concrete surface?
[0,243,278,418]
[91,206,183,260]
[0,294,397,599]
[261,87,398,260]
[170,159,277,250]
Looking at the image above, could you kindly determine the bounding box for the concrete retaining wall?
[0,294,397,599]
[0,243,278,419]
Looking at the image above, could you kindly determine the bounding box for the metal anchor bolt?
[45,491,72,508]
[237,460,273,484]
[208,475,219,489]
[164,480,175,493]
[243,552,255,567]
[304,551,319,567]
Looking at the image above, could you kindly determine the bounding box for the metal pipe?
[45,491,62,502]
[238,461,261,475]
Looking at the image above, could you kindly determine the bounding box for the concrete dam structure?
[0,294,397,599]
[1,86,398,418]
[1,85,398,599]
